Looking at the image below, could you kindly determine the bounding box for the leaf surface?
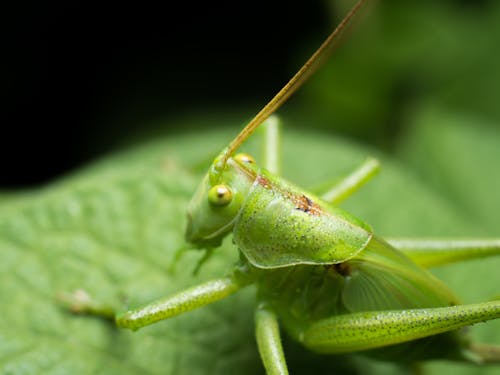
[1,113,499,375]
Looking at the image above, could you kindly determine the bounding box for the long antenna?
[214,0,366,176]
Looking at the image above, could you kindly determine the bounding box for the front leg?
[118,277,243,329]
[255,302,289,375]
[60,277,244,330]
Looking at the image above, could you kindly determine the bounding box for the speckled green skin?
[234,168,373,268]
[242,236,476,362]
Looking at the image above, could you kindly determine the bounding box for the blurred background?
[3,0,500,188]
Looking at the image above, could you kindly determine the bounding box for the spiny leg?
[261,116,282,175]
[302,300,500,360]
[321,158,380,205]
[255,303,289,375]
[387,238,500,268]
[60,277,244,330]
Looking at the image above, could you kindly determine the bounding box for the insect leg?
[116,277,243,330]
[261,116,281,175]
[255,302,289,375]
[321,157,380,204]
[387,238,500,268]
[302,300,500,356]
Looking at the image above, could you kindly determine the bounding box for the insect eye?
[234,153,256,164]
[208,184,233,206]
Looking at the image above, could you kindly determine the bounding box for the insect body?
[62,1,500,373]
[179,138,497,369]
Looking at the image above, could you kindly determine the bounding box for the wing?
[341,236,460,313]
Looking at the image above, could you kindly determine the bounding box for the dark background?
[3,0,497,188]
[3,0,330,188]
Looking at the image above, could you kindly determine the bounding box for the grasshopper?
[63,0,500,373]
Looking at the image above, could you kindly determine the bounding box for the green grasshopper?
[63,0,500,373]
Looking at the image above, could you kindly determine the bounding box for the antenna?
[213,0,366,178]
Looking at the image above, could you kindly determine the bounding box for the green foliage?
[295,0,500,147]
[1,111,499,374]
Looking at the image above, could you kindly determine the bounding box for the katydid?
[61,0,500,373]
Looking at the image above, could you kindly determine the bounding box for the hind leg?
[302,300,500,363]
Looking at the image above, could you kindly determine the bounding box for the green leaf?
[1,114,499,374]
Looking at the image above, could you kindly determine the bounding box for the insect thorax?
[233,170,373,268]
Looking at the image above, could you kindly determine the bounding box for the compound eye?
[234,153,255,164]
[208,184,233,206]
